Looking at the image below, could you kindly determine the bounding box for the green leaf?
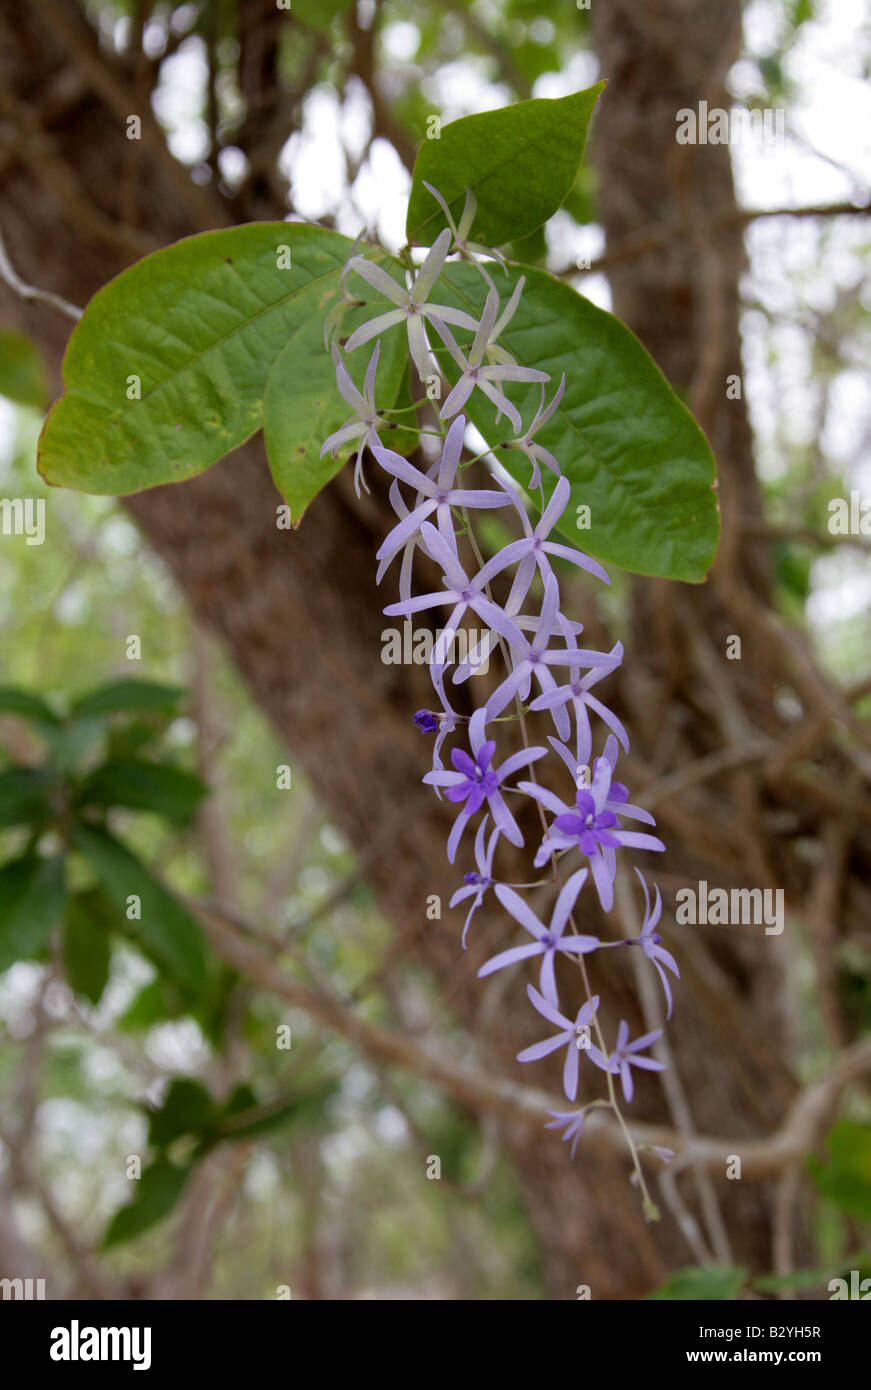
[38,224,355,496]
[808,1119,871,1222]
[0,767,61,827]
[0,687,59,727]
[437,262,720,581]
[63,892,112,1005]
[406,85,605,246]
[0,854,65,971]
[148,1078,218,1148]
[751,1265,848,1293]
[218,1080,338,1142]
[647,1265,748,1301]
[0,329,47,410]
[102,1158,190,1248]
[72,823,206,992]
[70,679,182,719]
[77,758,207,824]
[262,282,407,523]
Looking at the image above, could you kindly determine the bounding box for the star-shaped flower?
[449,813,501,946]
[374,416,513,558]
[430,290,548,433]
[627,869,680,1018]
[319,342,384,496]
[383,521,525,675]
[530,634,627,768]
[598,1020,666,1103]
[344,230,479,381]
[499,374,566,490]
[422,182,507,289]
[516,985,604,1102]
[424,709,546,861]
[478,575,614,729]
[519,735,665,910]
[478,867,598,1005]
[544,1108,588,1159]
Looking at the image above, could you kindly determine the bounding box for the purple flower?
[479,574,614,729]
[517,985,604,1101]
[479,867,598,1004]
[501,374,566,490]
[599,1020,666,1103]
[414,710,439,734]
[544,1108,587,1159]
[374,416,513,557]
[449,814,501,945]
[320,342,384,496]
[628,869,680,1019]
[383,521,525,671]
[377,473,436,602]
[422,183,507,285]
[424,708,546,861]
[519,736,665,910]
[344,229,479,382]
[530,635,627,767]
[430,291,548,433]
[481,476,610,613]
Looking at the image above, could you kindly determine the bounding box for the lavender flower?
[374,416,512,556]
[598,1020,666,1103]
[383,521,525,670]
[422,183,508,284]
[544,1108,587,1159]
[344,230,479,382]
[500,375,566,490]
[423,708,546,860]
[482,475,610,609]
[319,342,384,496]
[628,869,680,1019]
[517,985,604,1102]
[480,575,614,730]
[530,637,628,767]
[430,293,547,432]
[449,814,501,945]
[479,867,598,1005]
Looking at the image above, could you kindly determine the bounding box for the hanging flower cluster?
[321,189,679,1201]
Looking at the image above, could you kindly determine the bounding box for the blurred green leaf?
[218,1080,338,1142]
[77,757,207,824]
[62,892,112,1005]
[0,687,59,727]
[148,1078,218,1148]
[0,767,60,827]
[647,1265,748,1300]
[0,853,65,971]
[70,679,182,719]
[102,1158,190,1248]
[72,823,206,992]
[406,85,605,246]
[808,1119,871,1221]
[0,329,47,409]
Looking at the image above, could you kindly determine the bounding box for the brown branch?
[193,897,871,1179]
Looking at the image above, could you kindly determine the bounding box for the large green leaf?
[77,757,207,824]
[406,85,605,247]
[72,823,205,992]
[0,687,59,727]
[102,1158,190,1248]
[808,1119,871,1222]
[437,263,720,581]
[0,854,65,971]
[38,224,355,495]
[262,286,407,523]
